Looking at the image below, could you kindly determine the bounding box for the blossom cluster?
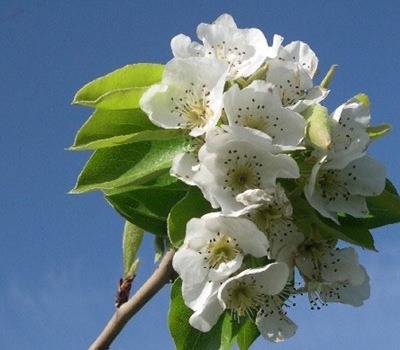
[140,14,386,342]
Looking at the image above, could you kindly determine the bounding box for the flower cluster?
[140,14,386,342]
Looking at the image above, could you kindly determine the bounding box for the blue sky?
[1,1,399,349]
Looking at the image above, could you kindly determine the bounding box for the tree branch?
[88,249,176,350]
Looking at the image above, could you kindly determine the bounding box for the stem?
[88,249,176,350]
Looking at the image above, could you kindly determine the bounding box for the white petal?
[140,57,228,136]
[337,155,386,197]
[172,34,204,58]
[223,81,306,147]
[282,41,319,77]
[256,305,297,342]
[202,213,269,257]
[320,247,365,285]
[320,266,370,306]
[196,14,269,78]
[189,286,224,332]
[170,151,199,185]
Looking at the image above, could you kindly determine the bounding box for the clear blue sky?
[1,1,399,349]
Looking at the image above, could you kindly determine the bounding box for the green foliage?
[72,63,164,109]
[70,136,191,194]
[70,108,160,150]
[168,186,213,248]
[105,176,188,236]
[365,180,400,228]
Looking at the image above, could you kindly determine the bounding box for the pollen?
[224,278,264,320]
[224,152,261,194]
[205,233,242,268]
[170,83,213,130]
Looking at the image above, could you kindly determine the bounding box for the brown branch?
[88,249,176,350]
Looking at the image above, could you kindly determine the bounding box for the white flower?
[297,246,370,308]
[223,80,306,147]
[235,186,304,266]
[171,13,272,79]
[172,212,269,331]
[139,57,228,136]
[297,246,365,284]
[277,40,319,78]
[305,154,386,223]
[265,40,328,111]
[317,97,371,167]
[306,267,370,308]
[192,126,300,214]
[217,263,297,342]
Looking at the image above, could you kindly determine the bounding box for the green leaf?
[168,186,213,248]
[122,221,143,278]
[367,123,392,140]
[72,63,164,109]
[365,180,400,229]
[220,313,242,350]
[237,318,260,350]
[302,104,331,150]
[70,108,161,150]
[105,177,188,236]
[293,198,376,250]
[335,216,376,251]
[168,278,227,350]
[70,136,191,193]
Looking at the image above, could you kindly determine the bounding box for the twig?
[88,249,176,350]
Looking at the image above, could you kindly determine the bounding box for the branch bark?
[88,249,176,350]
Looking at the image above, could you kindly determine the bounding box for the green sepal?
[168,278,231,350]
[319,64,337,89]
[168,186,213,248]
[105,175,188,236]
[70,136,191,194]
[354,93,370,109]
[69,108,165,150]
[367,123,392,140]
[302,104,332,150]
[72,63,164,110]
[122,221,143,277]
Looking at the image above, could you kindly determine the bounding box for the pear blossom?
[217,263,297,342]
[264,40,328,112]
[191,126,300,214]
[305,268,370,308]
[296,246,370,308]
[139,57,229,136]
[172,212,269,331]
[305,154,386,223]
[171,13,274,79]
[235,186,304,266]
[314,97,371,168]
[223,80,306,147]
